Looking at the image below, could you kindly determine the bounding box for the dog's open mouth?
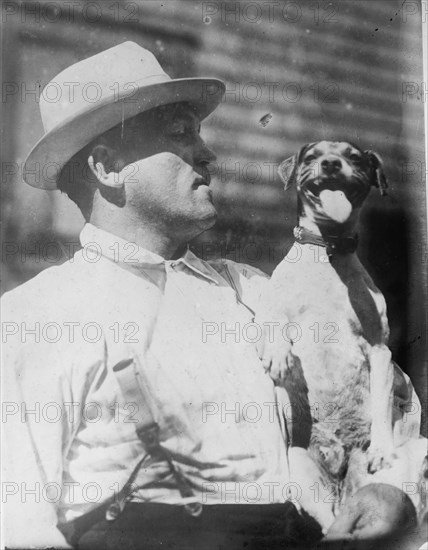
[306,176,367,205]
[318,189,353,223]
[306,177,347,197]
[303,178,355,222]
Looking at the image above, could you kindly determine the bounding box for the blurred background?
[1,0,426,430]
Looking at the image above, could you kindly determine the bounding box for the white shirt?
[2,224,292,548]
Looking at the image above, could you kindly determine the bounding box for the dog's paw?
[256,333,294,382]
[367,444,397,474]
[288,448,336,534]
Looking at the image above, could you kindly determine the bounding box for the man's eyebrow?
[174,117,201,132]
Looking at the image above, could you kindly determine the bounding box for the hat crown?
[40,42,170,132]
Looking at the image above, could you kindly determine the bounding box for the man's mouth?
[192,175,211,189]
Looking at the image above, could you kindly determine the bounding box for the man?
[2,41,323,550]
[2,42,423,549]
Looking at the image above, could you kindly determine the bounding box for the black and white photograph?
[1,1,427,548]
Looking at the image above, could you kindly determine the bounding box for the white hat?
[24,41,225,189]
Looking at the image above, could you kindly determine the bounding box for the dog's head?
[278,141,388,225]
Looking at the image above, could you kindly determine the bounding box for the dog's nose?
[321,157,342,175]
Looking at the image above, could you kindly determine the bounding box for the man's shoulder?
[2,255,93,318]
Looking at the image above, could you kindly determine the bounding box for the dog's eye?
[304,155,316,163]
[349,154,362,163]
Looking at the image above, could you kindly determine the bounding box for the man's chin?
[185,205,217,238]
[197,206,218,230]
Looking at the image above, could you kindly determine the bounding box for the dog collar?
[293,226,359,257]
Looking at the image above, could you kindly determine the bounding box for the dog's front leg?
[367,345,396,473]
[255,315,295,382]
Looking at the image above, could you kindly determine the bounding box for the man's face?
[96,103,218,239]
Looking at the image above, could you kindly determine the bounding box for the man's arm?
[1,292,94,548]
[2,333,70,546]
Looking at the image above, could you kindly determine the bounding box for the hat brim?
[23,77,225,189]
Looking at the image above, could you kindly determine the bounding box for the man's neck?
[89,214,183,260]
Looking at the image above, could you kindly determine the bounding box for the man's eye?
[171,131,185,139]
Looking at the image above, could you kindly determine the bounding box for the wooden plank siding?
[2,0,426,428]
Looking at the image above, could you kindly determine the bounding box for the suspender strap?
[112,358,158,433]
[109,357,202,519]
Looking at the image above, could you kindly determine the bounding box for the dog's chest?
[270,247,387,344]
[267,246,388,409]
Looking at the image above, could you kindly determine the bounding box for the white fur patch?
[319,189,352,223]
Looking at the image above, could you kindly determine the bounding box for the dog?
[256,141,396,487]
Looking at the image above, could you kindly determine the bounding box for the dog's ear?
[364,150,388,196]
[278,143,318,190]
[278,154,298,190]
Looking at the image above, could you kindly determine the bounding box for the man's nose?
[194,138,217,164]
[321,156,342,175]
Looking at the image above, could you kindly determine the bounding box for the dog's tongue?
[319,190,352,223]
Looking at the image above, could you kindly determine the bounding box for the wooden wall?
[2,0,426,429]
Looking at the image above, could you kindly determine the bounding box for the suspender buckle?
[106,500,124,521]
[136,423,160,451]
[184,502,203,517]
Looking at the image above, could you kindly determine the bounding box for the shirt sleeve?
[1,291,100,548]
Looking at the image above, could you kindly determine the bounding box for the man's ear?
[88,145,125,188]
[364,150,388,196]
[278,154,298,190]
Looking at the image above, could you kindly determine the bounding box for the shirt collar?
[79,223,219,284]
